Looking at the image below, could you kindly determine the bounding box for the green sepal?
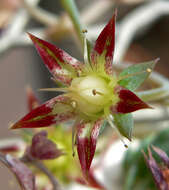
[113,113,133,141]
[118,59,159,91]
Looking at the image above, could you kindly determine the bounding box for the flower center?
[69,75,118,117]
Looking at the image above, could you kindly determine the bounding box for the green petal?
[113,113,133,141]
[118,59,159,91]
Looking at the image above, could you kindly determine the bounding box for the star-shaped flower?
[11,13,158,178]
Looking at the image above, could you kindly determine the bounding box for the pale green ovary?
[69,74,119,118]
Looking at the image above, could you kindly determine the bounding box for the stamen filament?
[107,116,128,148]
[82,30,93,73]
[118,69,152,81]
[38,88,68,92]
[92,89,104,96]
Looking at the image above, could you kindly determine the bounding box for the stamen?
[107,116,128,148]
[83,30,90,65]
[118,69,152,81]
[71,101,77,108]
[38,88,68,93]
[92,89,104,96]
[146,68,152,73]
[82,29,88,33]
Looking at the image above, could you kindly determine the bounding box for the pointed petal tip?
[115,87,152,113]
[27,33,40,44]
[27,32,34,39]
[9,122,20,130]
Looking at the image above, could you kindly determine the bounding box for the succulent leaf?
[143,148,169,190]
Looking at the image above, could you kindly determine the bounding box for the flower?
[10,12,157,178]
[24,130,64,161]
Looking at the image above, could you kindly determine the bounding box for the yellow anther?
[82,29,88,33]
[71,101,77,108]
[146,68,152,73]
[92,89,97,96]
[92,89,103,96]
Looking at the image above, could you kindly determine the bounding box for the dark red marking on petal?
[28,33,83,85]
[11,95,74,129]
[91,12,116,75]
[76,119,103,178]
[111,86,151,114]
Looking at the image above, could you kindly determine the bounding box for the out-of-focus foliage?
[123,127,169,190]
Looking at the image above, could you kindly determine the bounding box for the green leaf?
[118,59,159,91]
[113,113,133,141]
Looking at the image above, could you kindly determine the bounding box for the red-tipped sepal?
[111,86,151,114]
[10,95,74,129]
[91,12,116,75]
[76,119,103,178]
[28,33,83,86]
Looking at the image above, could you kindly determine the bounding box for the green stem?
[60,0,83,48]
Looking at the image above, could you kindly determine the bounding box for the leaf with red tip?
[111,86,151,114]
[152,146,169,168]
[76,119,103,177]
[28,33,83,86]
[143,149,169,190]
[26,86,40,111]
[91,12,116,75]
[25,131,63,160]
[10,95,74,129]
[0,153,36,190]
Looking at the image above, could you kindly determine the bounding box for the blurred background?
[0,0,169,189]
